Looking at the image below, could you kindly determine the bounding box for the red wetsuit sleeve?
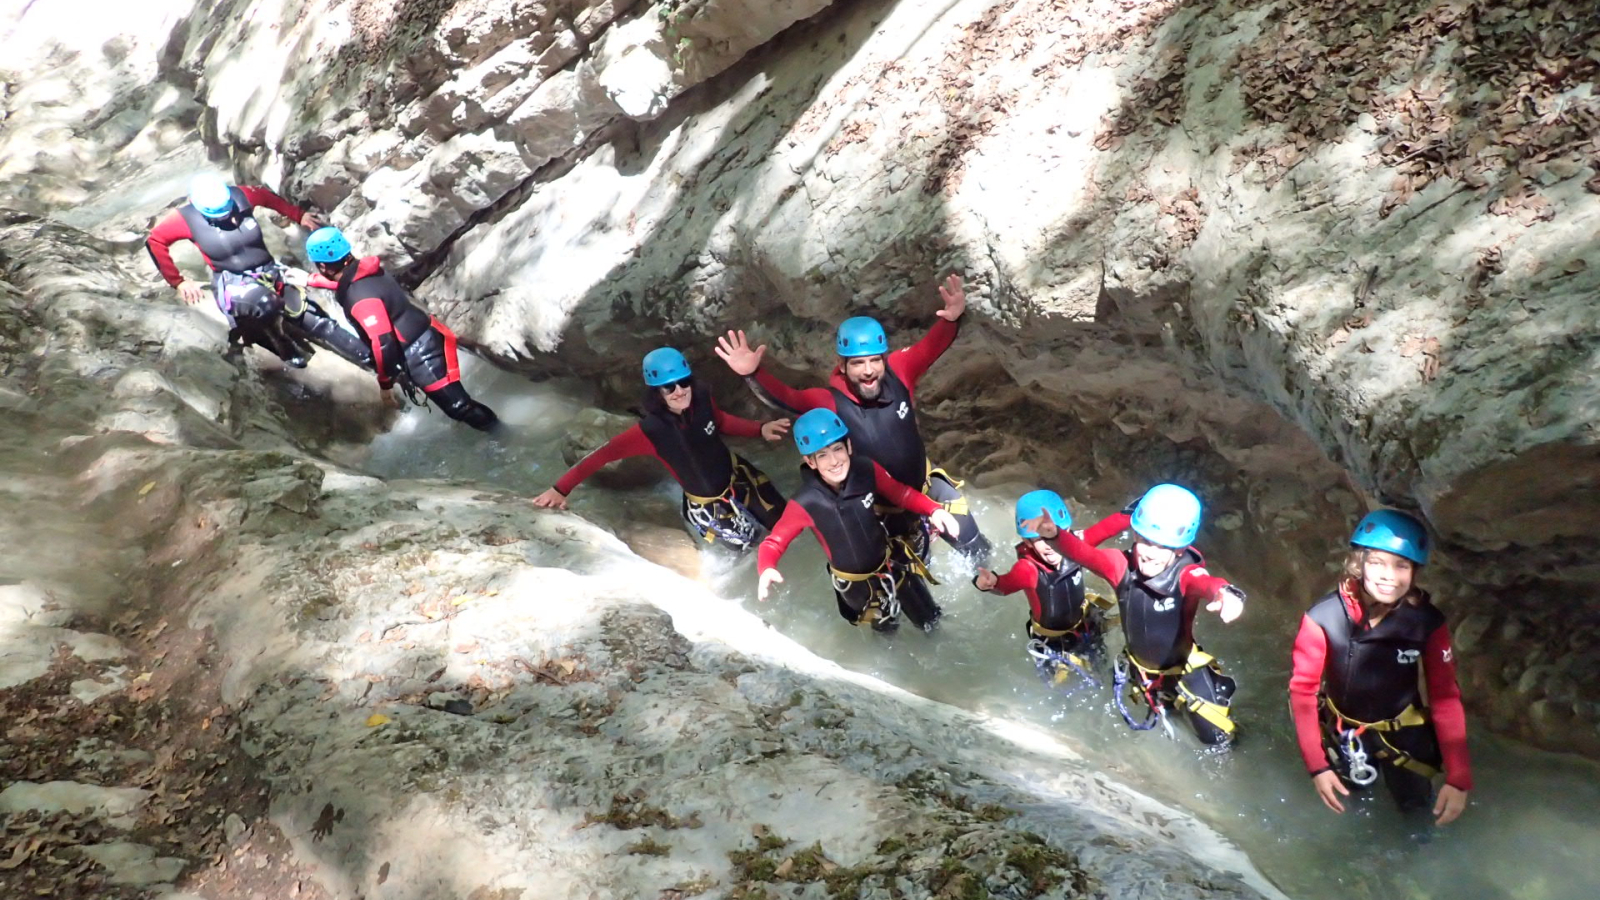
[757,502,817,572]
[887,316,958,392]
[349,297,400,389]
[752,367,834,413]
[239,185,307,223]
[1049,529,1127,586]
[552,425,654,496]
[1424,623,1473,791]
[1081,512,1132,547]
[872,462,940,516]
[1179,565,1233,605]
[145,212,194,286]
[988,560,1037,596]
[712,402,764,439]
[1289,614,1334,776]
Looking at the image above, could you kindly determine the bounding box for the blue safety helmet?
[305,226,353,264]
[1015,490,1071,539]
[1350,509,1430,565]
[641,347,692,387]
[188,173,234,218]
[1129,483,1203,549]
[836,316,889,358]
[794,408,849,455]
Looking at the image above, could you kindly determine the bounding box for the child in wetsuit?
[757,409,959,632]
[1288,509,1472,825]
[1025,484,1246,745]
[974,490,1116,691]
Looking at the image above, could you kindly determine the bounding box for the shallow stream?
[361,362,1599,900]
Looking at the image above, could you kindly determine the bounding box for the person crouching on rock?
[532,348,791,552]
[1024,484,1245,745]
[974,490,1117,693]
[145,173,372,370]
[757,409,959,633]
[1289,509,1471,825]
[303,227,500,432]
[716,273,990,567]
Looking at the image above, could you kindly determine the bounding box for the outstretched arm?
[550,425,654,497]
[756,503,815,574]
[872,463,940,516]
[1046,528,1128,587]
[711,401,764,439]
[888,317,958,391]
[239,185,313,226]
[978,560,1035,595]
[1081,512,1131,547]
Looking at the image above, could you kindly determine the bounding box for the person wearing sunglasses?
[145,172,370,370]
[716,273,990,568]
[532,349,791,552]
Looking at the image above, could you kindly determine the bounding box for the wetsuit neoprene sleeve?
[552,402,766,496]
[749,317,960,412]
[755,463,939,572]
[144,186,307,286]
[1052,524,1234,604]
[988,560,1039,595]
[1289,599,1473,789]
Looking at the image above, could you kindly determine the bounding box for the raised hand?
[714,329,766,376]
[935,273,966,322]
[531,488,569,510]
[760,418,791,442]
[1019,512,1059,540]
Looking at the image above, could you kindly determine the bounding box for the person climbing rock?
[974,490,1118,693]
[1289,509,1471,825]
[1025,484,1245,745]
[757,409,959,632]
[145,173,371,369]
[716,273,990,566]
[531,348,791,552]
[303,226,500,432]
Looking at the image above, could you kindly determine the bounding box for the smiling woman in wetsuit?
[1289,509,1472,826]
[532,348,790,552]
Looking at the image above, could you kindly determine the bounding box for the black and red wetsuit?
[146,186,371,368]
[1289,580,1471,807]
[146,186,304,285]
[758,455,942,627]
[1051,512,1239,744]
[308,257,498,431]
[1051,512,1233,670]
[751,317,986,560]
[985,515,1128,648]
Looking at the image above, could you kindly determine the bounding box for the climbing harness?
[1112,652,1172,736]
[1319,696,1439,781]
[1340,727,1380,786]
[1025,636,1100,697]
[1113,647,1237,741]
[681,457,778,551]
[830,559,901,629]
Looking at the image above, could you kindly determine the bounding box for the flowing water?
[362,360,1600,900]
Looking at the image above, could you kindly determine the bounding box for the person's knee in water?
[1022,484,1246,744]
[1288,509,1472,826]
[975,490,1111,683]
[529,347,790,552]
[715,273,988,563]
[756,409,958,633]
